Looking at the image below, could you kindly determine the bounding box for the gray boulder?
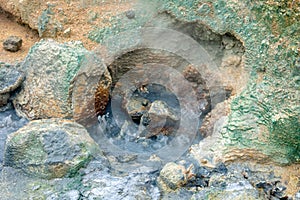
[4,119,99,179]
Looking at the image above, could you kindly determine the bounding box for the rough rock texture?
[0,109,28,169]
[0,0,299,198]
[3,36,22,52]
[159,162,187,190]
[126,96,150,123]
[144,100,179,137]
[157,0,299,166]
[71,52,112,126]
[200,101,230,137]
[13,39,111,124]
[0,157,160,200]
[159,160,296,199]
[0,0,133,41]
[4,119,99,179]
[90,0,299,165]
[81,161,160,200]
[0,0,42,34]
[0,63,24,107]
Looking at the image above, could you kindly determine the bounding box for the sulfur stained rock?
[71,53,112,126]
[13,40,111,125]
[4,119,99,179]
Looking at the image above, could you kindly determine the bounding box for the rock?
[71,52,112,126]
[0,65,24,107]
[159,162,187,190]
[191,23,222,41]
[200,101,230,137]
[3,36,22,52]
[256,181,288,199]
[0,0,42,32]
[0,93,10,107]
[0,109,28,169]
[143,100,179,138]
[182,64,205,85]
[81,164,160,200]
[125,10,135,19]
[4,119,99,179]
[63,27,71,38]
[190,181,261,200]
[222,35,236,50]
[125,95,150,123]
[190,115,274,168]
[13,40,111,125]
[182,64,211,114]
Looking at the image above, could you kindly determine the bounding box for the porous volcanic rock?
[4,119,99,179]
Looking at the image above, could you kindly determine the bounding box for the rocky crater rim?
[88,20,247,164]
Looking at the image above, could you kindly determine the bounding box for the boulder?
[4,119,99,179]
[13,40,111,125]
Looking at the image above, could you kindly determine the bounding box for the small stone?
[88,12,98,23]
[32,185,41,191]
[3,36,22,52]
[125,10,135,19]
[159,162,186,190]
[63,28,71,38]
[126,96,150,123]
[116,154,138,163]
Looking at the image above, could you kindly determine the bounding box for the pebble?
[3,36,22,52]
[125,10,135,19]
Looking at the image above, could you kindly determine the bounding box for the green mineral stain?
[38,7,53,37]
[86,0,300,164]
